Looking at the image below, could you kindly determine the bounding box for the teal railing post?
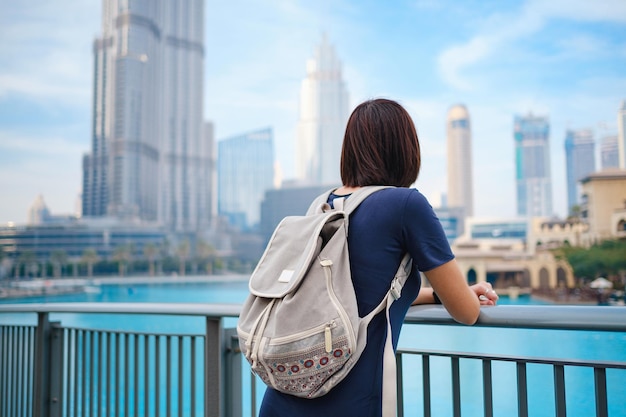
[49,323,64,417]
[33,312,50,417]
[34,313,63,417]
[206,317,223,417]
[224,328,243,417]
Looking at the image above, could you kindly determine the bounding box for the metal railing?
[1,303,625,417]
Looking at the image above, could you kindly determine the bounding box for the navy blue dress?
[259,187,454,417]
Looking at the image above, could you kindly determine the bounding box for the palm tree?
[176,240,190,276]
[196,240,216,275]
[81,248,100,277]
[17,250,38,278]
[112,245,132,277]
[143,243,158,276]
[49,249,68,278]
[0,247,10,280]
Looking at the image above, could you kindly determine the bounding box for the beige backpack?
[236,186,411,414]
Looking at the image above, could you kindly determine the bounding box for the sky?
[1,0,625,224]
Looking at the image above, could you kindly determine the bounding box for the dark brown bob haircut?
[340,98,421,187]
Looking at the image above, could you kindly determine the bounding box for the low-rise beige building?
[579,170,626,246]
[447,171,626,291]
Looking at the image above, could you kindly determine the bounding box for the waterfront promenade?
[0,273,610,305]
[0,274,250,300]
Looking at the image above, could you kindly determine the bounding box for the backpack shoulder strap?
[306,186,394,216]
[305,189,334,215]
[340,186,392,216]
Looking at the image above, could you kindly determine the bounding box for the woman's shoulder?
[367,186,431,207]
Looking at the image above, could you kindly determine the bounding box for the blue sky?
[1,0,625,224]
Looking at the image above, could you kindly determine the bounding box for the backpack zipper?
[267,320,337,345]
[320,258,356,355]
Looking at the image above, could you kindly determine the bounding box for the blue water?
[1,278,625,417]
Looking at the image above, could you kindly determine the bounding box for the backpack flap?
[249,211,345,298]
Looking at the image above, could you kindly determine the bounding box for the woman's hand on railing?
[470,282,498,306]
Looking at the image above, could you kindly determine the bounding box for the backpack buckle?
[390,278,402,300]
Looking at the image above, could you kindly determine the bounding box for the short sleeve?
[401,190,455,272]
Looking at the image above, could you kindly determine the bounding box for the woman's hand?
[469,282,499,306]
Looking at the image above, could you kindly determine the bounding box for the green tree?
[567,204,582,221]
[554,239,626,287]
[112,245,132,277]
[17,250,38,278]
[143,243,158,276]
[195,240,216,275]
[81,248,100,277]
[176,240,190,276]
[49,249,68,278]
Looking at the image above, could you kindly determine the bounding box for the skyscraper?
[618,100,626,169]
[218,128,274,231]
[601,135,619,170]
[564,129,595,214]
[296,34,349,186]
[446,104,474,218]
[82,0,211,233]
[514,114,553,217]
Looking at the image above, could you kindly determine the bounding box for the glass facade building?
[601,135,619,171]
[564,129,595,214]
[618,100,626,169]
[259,184,334,244]
[514,114,553,217]
[0,221,166,264]
[82,0,212,233]
[217,128,274,231]
[434,205,465,243]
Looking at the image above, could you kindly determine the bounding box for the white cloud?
[0,131,86,155]
[0,0,97,104]
[438,36,492,91]
[436,0,626,90]
[0,129,85,222]
[529,0,626,23]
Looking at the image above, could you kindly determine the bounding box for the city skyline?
[1,0,625,223]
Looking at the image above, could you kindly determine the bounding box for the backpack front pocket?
[254,317,353,397]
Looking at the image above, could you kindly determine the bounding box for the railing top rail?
[406,305,626,331]
[1,303,625,331]
[0,302,242,318]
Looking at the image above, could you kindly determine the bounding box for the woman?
[259,98,498,416]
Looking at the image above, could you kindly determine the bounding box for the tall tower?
[600,135,619,170]
[514,114,553,217]
[296,34,349,186]
[446,104,474,218]
[564,129,595,214]
[82,0,210,233]
[218,128,274,231]
[618,100,626,169]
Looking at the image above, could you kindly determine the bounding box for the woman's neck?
[334,186,361,196]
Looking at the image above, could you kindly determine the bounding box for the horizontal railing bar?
[2,303,626,332]
[397,347,626,369]
[0,302,242,318]
[405,305,626,331]
[61,325,202,338]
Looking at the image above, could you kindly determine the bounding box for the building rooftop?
[581,169,626,182]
